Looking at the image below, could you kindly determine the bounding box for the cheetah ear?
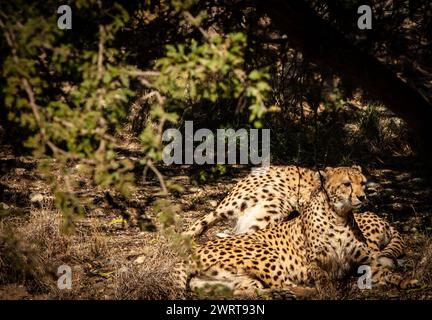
[352,165,362,173]
[314,170,327,183]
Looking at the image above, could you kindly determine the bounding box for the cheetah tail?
[172,260,198,293]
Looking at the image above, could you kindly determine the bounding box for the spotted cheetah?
[185,166,317,236]
[184,166,404,266]
[179,167,417,298]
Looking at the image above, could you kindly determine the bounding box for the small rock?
[134,256,146,264]
[30,193,44,203]
[209,200,218,207]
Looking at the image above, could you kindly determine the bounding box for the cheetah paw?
[400,278,420,289]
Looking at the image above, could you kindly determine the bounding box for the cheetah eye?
[343,182,351,187]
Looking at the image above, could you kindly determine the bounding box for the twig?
[97,25,105,81]
[143,90,166,105]
[127,70,160,77]
[183,11,209,39]
[127,70,160,87]
[146,159,168,195]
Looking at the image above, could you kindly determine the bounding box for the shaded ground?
[0,144,432,300]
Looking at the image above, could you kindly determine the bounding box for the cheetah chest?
[318,229,359,279]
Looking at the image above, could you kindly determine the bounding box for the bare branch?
[145,159,168,195]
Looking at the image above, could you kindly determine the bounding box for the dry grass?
[412,239,432,286]
[0,204,187,299]
[112,241,182,300]
[0,211,60,294]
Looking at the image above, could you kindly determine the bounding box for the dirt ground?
[1,143,432,300]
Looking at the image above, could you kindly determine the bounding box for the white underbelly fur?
[234,204,265,234]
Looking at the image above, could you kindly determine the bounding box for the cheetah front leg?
[354,243,419,289]
[369,260,419,289]
[374,225,405,268]
[306,261,329,288]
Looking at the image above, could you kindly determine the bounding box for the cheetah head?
[316,165,367,216]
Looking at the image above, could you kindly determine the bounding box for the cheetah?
[184,166,405,266]
[185,166,317,236]
[179,167,417,298]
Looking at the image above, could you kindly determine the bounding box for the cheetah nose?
[357,195,366,202]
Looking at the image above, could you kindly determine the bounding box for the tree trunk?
[259,0,432,168]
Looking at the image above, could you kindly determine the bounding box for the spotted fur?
[184,166,318,237]
[179,167,417,298]
[184,166,405,266]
